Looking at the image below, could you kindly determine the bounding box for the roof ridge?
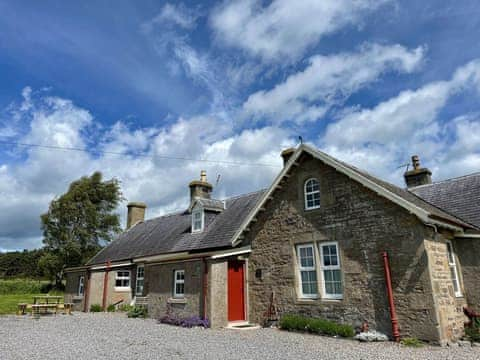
[136,189,266,224]
[411,171,480,189]
[224,188,267,201]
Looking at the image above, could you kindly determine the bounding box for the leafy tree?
[40,172,123,285]
[0,249,46,279]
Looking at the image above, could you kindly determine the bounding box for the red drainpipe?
[83,269,91,312]
[202,258,209,320]
[382,251,400,342]
[102,260,111,311]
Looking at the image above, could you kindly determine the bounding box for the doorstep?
[226,321,261,330]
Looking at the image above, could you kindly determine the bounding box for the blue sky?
[0,0,479,251]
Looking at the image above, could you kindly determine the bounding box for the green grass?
[400,337,424,347]
[0,279,50,295]
[0,291,64,314]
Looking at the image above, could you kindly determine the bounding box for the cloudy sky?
[1,0,479,251]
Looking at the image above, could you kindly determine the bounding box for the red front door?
[228,260,245,321]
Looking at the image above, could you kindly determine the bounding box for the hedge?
[279,314,355,338]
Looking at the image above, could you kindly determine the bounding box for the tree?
[40,172,123,286]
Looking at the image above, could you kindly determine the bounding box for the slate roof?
[87,190,265,265]
[410,172,480,228]
[191,198,225,212]
[335,158,475,229]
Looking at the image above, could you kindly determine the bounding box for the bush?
[400,337,423,347]
[0,279,49,294]
[127,306,147,318]
[465,326,480,343]
[117,304,134,312]
[279,314,354,338]
[90,304,102,312]
[107,304,116,312]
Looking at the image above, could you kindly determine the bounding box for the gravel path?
[0,313,479,360]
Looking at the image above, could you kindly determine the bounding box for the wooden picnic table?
[33,296,63,305]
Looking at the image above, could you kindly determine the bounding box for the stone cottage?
[65,144,480,344]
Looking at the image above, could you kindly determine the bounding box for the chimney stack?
[126,202,147,229]
[404,155,432,188]
[281,148,295,166]
[189,170,213,206]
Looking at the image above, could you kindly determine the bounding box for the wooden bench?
[31,304,59,318]
[17,303,28,315]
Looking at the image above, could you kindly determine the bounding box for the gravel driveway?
[0,313,479,360]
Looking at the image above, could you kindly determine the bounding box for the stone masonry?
[245,153,464,343]
[146,260,205,320]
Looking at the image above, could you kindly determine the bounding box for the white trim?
[319,242,343,300]
[304,178,321,210]
[231,144,467,247]
[191,206,204,233]
[173,269,185,298]
[455,233,480,239]
[446,240,462,297]
[114,270,131,291]
[91,262,132,270]
[77,275,85,296]
[210,246,251,259]
[296,244,318,299]
[135,265,145,296]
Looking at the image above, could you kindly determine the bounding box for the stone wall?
[454,237,480,312]
[245,154,443,342]
[424,235,467,343]
[147,260,204,320]
[64,270,87,311]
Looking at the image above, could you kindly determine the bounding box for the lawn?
[0,292,65,314]
[0,279,63,314]
[0,293,40,314]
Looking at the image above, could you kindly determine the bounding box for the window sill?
[167,297,187,304]
[295,297,343,304]
[114,287,131,292]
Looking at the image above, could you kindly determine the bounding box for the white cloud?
[141,3,199,33]
[0,90,290,250]
[210,0,391,61]
[320,59,480,184]
[243,44,425,124]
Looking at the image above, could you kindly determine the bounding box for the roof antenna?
[298,136,303,145]
[396,162,410,172]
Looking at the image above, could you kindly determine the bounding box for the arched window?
[304,178,320,210]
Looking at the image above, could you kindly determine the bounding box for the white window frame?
[191,207,204,233]
[319,242,343,299]
[115,270,131,290]
[304,178,321,210]
[173,269,185,298]
[446,241,462,297]
[77,275,85,296]
[296,244,318,299]
[135,265,145,296]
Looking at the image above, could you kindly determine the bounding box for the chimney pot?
[189,170,213,207]
[404,155,432,188]
[281,148,296,166]
[126,202,147,229]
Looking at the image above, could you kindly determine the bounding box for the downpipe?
[382,251,400,342]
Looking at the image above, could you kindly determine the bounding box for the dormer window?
[192,206,204,233]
